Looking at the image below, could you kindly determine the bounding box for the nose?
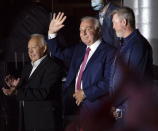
[81,30,87,36]
[28,48,33,54]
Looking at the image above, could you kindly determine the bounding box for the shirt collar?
[87,39,101,52]
[31,55,47,67]
[123,29,138,44]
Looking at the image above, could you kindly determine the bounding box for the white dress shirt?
[75,39,101,91]
[48,34,101,91]
[29,55,47,78]
[48,33,57,39]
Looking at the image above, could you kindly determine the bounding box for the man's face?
[80,19,99,46]
[112,14,125,38]
[28,38,46,62]
[91,0,105,11]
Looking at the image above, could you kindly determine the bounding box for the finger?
[56,12,61,21]
[58,16,67,25]
[57,25,65,31]
[2,89,8,96]
[77,99,82,106]
[73,93,76,98]
[76,99,80,106]
[58,12,65,21]
[5,75,10,82]
[6,74,11,79]
[17,78,20,81]
[53,13,56,20]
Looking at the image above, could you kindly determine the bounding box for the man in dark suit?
[90,0,120,47]
[47,12,116,130]
[2,34,64,131]
[110,7,153,128]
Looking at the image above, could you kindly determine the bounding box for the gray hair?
[81,16,101,31]
[30,34,47,47]
[112,7,135,29]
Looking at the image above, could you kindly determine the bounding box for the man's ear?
[122,18,128,26]
[43,45,48,53]
[97,27,101,36]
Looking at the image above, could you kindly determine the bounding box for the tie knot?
[86,47,91,53]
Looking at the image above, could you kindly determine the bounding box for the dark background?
[0,0,157,131]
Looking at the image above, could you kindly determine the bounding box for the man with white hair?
[3,34,64,131]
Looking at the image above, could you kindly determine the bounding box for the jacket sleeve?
[16,63,63,101]
[47,38,75,67]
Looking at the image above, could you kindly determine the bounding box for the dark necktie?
[76,47,91,90]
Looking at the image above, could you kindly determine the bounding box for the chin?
[116,33,122,38]
[31,58,37,62]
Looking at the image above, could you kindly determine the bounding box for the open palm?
[48,12,67,34]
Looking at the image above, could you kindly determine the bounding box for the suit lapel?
[28,56,49,80]
[74,44,86,69]
[78,46,86,64]
[21,64,32,81]
[84,42,104,71]
[69,44,86,82]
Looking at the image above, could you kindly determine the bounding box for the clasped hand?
[2,75,20,96]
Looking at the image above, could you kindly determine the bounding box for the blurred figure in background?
[90,0,120,47]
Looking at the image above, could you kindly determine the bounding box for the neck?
[123,28,134,38]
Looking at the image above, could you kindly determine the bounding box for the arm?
[129,42,153,76]
[48,12,66,34]
[47,12,74,66]
[16,63,63,101]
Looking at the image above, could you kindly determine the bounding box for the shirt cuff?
[48,33,57,39]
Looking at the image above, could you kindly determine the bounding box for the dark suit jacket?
[47,38,116,112]
[16,56,64,131]
[101,3,120,47]
[110,29,153,114]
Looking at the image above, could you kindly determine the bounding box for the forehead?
[28,38,41,47]
[112,14,121,22]
[80,19,94,29]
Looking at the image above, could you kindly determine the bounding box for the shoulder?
[22,62,31,70]
[98,42,117,59]
[101,41,117,52]
[42,56,65,75]
[45,56,63,67]
[109,3,120,11]
[133,31,152,51]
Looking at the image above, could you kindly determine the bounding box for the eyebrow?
[80,26,93,30]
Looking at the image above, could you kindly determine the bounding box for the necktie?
[76,47,91,90]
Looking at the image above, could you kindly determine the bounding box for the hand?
[111,107,122,119]
[2,87,16,96]
[12,78,20,87]
[48,12,67,34]
[5,75,20,88]
[73,90,85,106]
[5,75,14,87]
